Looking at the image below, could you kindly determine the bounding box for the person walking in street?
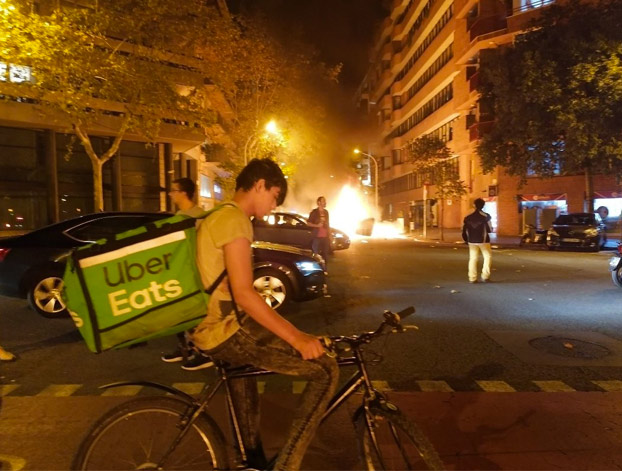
[161,177,214,371]
[462,198,493,283]
[308,196,331,268]
[191,159,338,471]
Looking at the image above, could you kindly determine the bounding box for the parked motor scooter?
[519,224,547,246]
[608,243,622,287]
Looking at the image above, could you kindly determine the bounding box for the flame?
[328,185,406,240]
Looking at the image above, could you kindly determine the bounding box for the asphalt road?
[2,239,622,470]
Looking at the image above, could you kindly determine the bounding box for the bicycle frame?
[98,341,390,469]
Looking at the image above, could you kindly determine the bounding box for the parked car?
[0,212,326,317]
[608,243,622,287]
[546,213,607,251]
[253,211,351,251]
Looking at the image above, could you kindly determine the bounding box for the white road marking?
[592,380,622,392]
[172,382,205,395]
[476,381,516,392]
[36,384,82,397]
[533,380,576,392]
[416,380,454,392]
[100,385,143,396]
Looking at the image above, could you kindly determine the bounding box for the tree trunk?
[439,198,445,241]
[92,158,104,212]
[584,163,594,213]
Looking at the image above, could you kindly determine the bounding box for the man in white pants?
[462,198,493,283]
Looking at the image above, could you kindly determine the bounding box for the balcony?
[469,120,494,141]
[469,16,507,42]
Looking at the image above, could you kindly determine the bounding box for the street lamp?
[244,120,281,164]
[354,148,379,211]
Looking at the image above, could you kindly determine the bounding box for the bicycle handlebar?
[321,306,417,357]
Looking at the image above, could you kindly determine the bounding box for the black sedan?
[253,211,351,251]
[546,213,607,251]
[0,212,326,317]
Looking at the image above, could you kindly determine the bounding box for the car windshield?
[554,214,595,225]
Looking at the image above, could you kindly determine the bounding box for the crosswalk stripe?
[371,381,392,391]
[592,380,622,392]
[292,381,307,394]
[476,381,516,392]
[257,381,266,394]
[172,382,205,395]
[100,385,143,396]
[36,384,82,397]
[0,385,19,396]
[417,380,454,392]
[533,380,575,392]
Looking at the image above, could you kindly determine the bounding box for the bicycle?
[73,307,444,470]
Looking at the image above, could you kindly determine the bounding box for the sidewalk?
[406,227,620,250]
[406,227,522,248]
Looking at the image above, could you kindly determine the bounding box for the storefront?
[594,191,622,234]
[518,193,568,230]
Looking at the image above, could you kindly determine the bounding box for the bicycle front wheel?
[73,396,228,470]
[355,403,443,470]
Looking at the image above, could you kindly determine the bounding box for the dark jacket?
[462,210,492,243]
[308,208,330,238]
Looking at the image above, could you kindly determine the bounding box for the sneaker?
[481,278,492,283]
[469,279,478,284]
[161,349,195,363]
[181,355,214,371]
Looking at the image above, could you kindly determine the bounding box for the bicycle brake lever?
[403,325,419,331]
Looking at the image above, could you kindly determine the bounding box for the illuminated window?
[213,183,223,201]
[199,174,212,198]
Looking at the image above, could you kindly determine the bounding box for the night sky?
[228,0,390,92]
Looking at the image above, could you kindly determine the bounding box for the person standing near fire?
[308,196,330,268]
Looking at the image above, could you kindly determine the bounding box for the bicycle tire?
[73,396,228,470]
[354,403,443,471]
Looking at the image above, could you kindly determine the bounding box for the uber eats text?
[102,253,182,316]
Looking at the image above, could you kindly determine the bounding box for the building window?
[517,0,554,13]
[199,174,212,198]
[213,182,223,201]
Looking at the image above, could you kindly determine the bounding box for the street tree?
[406,135,467,240]
[0,0,227,211]
[202,13,341,196]
[478,0,622,212]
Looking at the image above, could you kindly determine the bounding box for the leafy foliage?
[0,0,225,209]
[201,12,342,193]
[478,0,622,194]
[406,135,466,200]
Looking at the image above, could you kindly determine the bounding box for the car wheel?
[612,267,622,288]
[27,274,68,318]
[253,268,292,311]
[546,243,555,251]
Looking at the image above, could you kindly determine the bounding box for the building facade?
[358,0,621,236]
[0,0,232,235]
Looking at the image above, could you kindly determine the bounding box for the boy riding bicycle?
[190,158,338,470]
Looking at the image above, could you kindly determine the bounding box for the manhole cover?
[529,336,611,359]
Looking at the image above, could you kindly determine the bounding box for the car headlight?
[584,228,598,237]
[548,229,559,237]
[334,233,343,238]
[295,260,323,275]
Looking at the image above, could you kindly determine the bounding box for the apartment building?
[358,0,621,236]
[0,0,233,234]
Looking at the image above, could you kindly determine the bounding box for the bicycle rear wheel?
[73,396,228,470]
[355,403,443,470]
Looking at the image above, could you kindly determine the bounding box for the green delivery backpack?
[62,209,226,353]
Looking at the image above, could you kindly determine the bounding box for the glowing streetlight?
[265,120,278,135]
[244,120,282,164]
[353,148,379,210]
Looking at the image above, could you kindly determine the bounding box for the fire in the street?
[329,185,406,240]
